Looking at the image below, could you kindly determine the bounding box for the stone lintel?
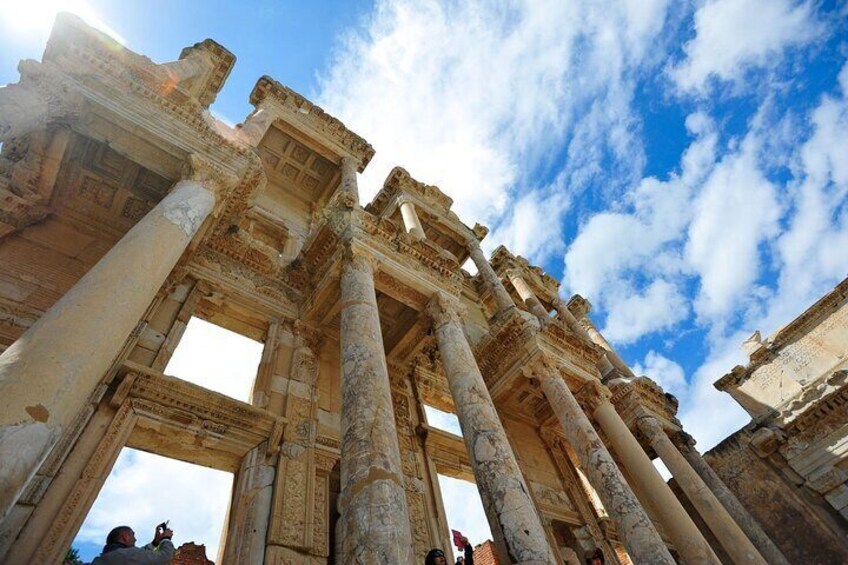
[248,76,374,170]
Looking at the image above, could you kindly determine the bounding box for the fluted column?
[676,432,789,565]
[398,197,426,239]
[467,240,515,315]
[538,371,675,564]
[427,293,555,564]
[507,270,549,322]
[337,247,413,563]
[638,417,766,564]
[588,385,720,564]
[0,158,224,517]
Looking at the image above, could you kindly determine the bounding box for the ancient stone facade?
[0,16,782,564]
[704,276,848,563]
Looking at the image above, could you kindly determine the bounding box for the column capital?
[340,241,378,273]
[574,380,612,416]
[425,292,465,328]
[637,415,666,442]
[180,153,238,197]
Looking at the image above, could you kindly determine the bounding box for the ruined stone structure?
[0,15,785,564]
[703,276,848,563]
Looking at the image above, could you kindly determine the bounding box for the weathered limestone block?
[428,293,555,564]
[0,174,218,519]
[337,248,413,563]
[223,443,275,564]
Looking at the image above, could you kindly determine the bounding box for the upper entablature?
[242,76,374,171]
[42,13,235,111]
[490,245,560,304]
[366,166,484,264]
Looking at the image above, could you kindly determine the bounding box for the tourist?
[425,537,474,565]
[91,524,175,564]
[584,547,605,565]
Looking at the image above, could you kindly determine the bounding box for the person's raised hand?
[153,526,173,546]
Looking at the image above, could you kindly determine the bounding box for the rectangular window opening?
[164,316,264,403]
[423,404,463,437]
[72,448,233,563]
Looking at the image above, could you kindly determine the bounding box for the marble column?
[638,417,767,565]
[398,197,426,240]
[569,303,634,378]
[339,155,360,205]
[588,386,720,564]
[338,247,413,563]
[0,165,220,518]
[467,240,515,315]
[538,371,675,564]
[676,432,789,565]
[427,293,555,564]
[507,270,549,322]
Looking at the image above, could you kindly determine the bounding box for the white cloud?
[671,0,820,93]
[437,475,492,553]
[685,133,782,326]
[633,351,688,400]
[319,0,673,263]
[602,280,689,344]
[76,448,232,560]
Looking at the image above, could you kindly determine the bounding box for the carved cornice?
[367,166,454,216]
[177,39,235,108]
[567,294,592,319]
[249,75,374,169]
[716,276,848,391]
[490,245,560,300]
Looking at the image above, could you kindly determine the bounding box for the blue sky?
[3,0,848,561]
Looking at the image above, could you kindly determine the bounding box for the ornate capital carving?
[180,153,238,196]
[567,294,592,319]
[574,380,612,415]
[472,222,489,240]
[426,291,465,328]
[636,416,665,444]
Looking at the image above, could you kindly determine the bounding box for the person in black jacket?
[425,535,474,565]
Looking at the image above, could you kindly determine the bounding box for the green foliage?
[65,546,83,564]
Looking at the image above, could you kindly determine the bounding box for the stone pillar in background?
[587,384,720,564]
[427,293,555,564]
[676,432,789,565]
[339,155,360,206]
[569,299,634,378]
[398,197,426,239]
[222,443,275,564]
[467,240,515,315]
[507,270,550,322]
[0,157,225,518]
[337,246,413,563]
[638,416,767,565]
[551,298,615,376]
[537,370,675,565]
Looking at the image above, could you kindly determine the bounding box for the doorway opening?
[71,448,233,563]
